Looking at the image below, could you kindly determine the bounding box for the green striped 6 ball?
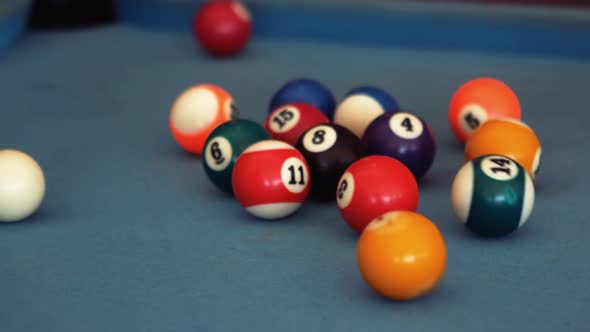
[202,119,270,194]
[451,154,535,237]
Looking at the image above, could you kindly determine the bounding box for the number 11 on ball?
[232,140,311,220]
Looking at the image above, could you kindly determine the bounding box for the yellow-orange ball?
[449,77,521,143]
[357,211,447,301]
[465,118,542,179]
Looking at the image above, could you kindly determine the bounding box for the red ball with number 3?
[336,155,419,233]
[232,140,311,220]
[264,103,329,146]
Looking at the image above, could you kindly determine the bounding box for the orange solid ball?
[465,118,542,179]
[169,84,237,155]
[449,77,521,143]
[357,211,447,301]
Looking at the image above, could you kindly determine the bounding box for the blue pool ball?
[362,111,436,180]
[333,86,399,138]
[269,78,336,119]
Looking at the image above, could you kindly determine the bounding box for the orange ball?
[357,211,447,301]
[449,77,521,143]
[169,84,237,155]
[465,118,542,179]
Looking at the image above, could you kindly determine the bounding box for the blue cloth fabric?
[0,25,589,332]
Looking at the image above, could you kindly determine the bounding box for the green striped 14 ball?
[451,154,535,237]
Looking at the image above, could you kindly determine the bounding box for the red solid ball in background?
[336,155,419,233]
[193,0,252,56]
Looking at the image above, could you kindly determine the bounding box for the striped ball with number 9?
[232,140,311,220]
[451,154,535,237]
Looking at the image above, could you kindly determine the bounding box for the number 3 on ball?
[336,172,355,209]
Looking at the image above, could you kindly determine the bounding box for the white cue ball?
[0,150,46,222]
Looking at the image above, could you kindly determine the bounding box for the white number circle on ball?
[205,137,233,171]
[336,172,355,209]
[389,112,423,139]
[281,157,309,193]
[480,155,519,181]
[302,125,337,153]
[459,103,488,134]
[269,106,301,134]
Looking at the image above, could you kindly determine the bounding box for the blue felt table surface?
[1,25,590,332]
[113,0,590,59]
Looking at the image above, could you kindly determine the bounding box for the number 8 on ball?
[295,123,365,201]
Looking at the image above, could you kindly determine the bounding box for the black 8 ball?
[295,123,365,201]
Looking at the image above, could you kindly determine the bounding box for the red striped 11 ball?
[232,140,311,220]
[264,103,329,146]
[362,111,436,180]
[451,154,535,237]
[336,155,419,233]
[295,123,365,201]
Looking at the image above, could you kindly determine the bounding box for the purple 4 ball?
[362,111,436,180]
